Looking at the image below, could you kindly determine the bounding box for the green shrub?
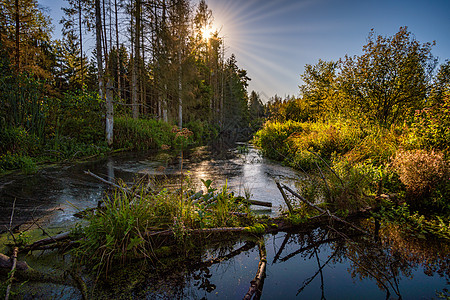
[0,152,36,173]
[113,117,175,150]
[402,92,450,155]
[0,126,41,155]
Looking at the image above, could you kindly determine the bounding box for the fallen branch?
[84,170,142,200]
[244,241,267,300]
[275,181,293,214]
[146,227,249,237]
[4,247,18,300]
[307,149,344,187]
[0,252,29,271]
[21,231,71,253]
[281,184,370,235]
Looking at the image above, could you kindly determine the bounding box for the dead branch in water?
[281,184,370,235]
[244,240,267,300]
[4,247,18,300]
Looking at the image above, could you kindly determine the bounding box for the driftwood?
[86,170,272,208]
[84,170,142,201]
[244,199,272,208]
[146,227,249,237]
[244,241,267,300]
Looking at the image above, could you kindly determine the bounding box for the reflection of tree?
[87,223,448,299]
[332,224,450,299]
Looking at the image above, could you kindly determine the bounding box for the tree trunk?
[106,77,114,145]
[15,0,19,73]
[114,0,120,99]
[95,0,104,101]
[131,0,141,119]
[78,0,83,89]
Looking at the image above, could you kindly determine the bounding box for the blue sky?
[39,0,450,101]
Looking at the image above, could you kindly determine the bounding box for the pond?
[0,145,448,299]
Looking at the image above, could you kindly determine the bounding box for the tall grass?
[75,178,254,275]
[113,117,175,150]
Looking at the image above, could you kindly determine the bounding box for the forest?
[0,0,449,298]
[0,0,265,173]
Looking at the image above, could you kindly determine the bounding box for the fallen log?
[245,199,272,208]
[275,181,293,213]
[0,252,29,271]
[244,241,267,300]
[21,231,71,253]
[5,247,18,300]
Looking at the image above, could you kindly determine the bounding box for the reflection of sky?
[0,146,301,229]
[180,231,448,299]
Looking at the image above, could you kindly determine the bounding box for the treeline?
[0,0,265,172]
[256,27,449,217]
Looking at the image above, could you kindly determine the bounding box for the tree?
[300,59,338,120]
[0,0,54,78]
[338,27,437,126]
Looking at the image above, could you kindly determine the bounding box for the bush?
[390,149,449,201]
[402,92,450,155]
[0,126,41,155]
[113,116,175,150]
[254,120,307,160]
[0,152,37,173]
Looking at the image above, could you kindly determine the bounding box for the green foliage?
[403,92,450,155]
[374,203,450,240]
[338,27,436,126]
[51,90,104,144]
[254,120,307,160]
[0,72,47,140]
[75,178,254,274]
[113,117,175,150]
[0,152,37,173]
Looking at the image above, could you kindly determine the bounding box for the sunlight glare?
[201,26,213,40]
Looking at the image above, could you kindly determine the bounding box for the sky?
[38,0,450,102]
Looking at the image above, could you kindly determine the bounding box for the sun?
[201,26,213,40]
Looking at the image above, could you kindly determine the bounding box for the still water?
[0,145,448,299]
[0,145,300,230]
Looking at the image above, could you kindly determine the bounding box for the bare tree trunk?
[131,0,141,119]
[95,0,104,101]
[106,77,114,145]
[114,0,120,99]
[102,0,108,59]
[178,48,182,128]
[95,0,112,145]
[15,0,19,73]
[78,0,83,88]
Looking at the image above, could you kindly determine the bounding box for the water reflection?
[79,224,448,299]
[0,145,301,231]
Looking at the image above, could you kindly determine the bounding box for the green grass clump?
[74,178,254,275]
[113,117,175,150]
